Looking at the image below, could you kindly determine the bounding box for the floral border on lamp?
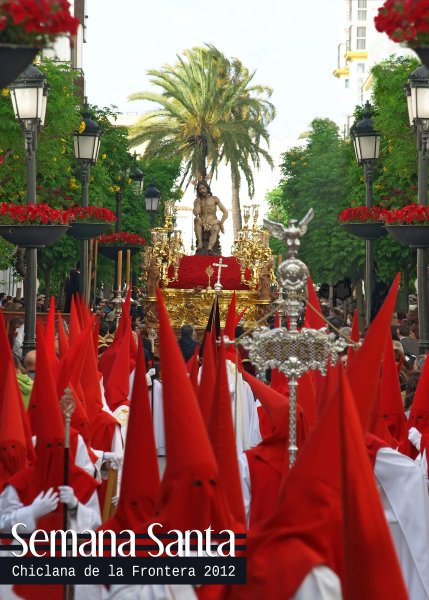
[0,202,70,247]
[0,202,70,224]
[0,0,79,48]
[98,232,146,246]
[374,1,429,66]
[383,204,429,224]
[338,206,389,240]
[65,206,117,240]
[64,206,117,224]
[338,206,390,223]
[0,1,80,90]
[384,205,429,247]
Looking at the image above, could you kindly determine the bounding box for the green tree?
[128,46,275,236]
[0,60,182,300]
[267,119,365,285]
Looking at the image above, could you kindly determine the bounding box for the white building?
[333,0,414,136]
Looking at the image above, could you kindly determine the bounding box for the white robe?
[375,447,429,600]
[0,487,102,600]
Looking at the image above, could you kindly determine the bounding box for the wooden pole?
[117,250,123,291]
[125,249,131,290]
[93,239,98,305]
[87,239,93,305]
[102,468,118,522]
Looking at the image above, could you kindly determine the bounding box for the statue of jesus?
[193,181,228,256]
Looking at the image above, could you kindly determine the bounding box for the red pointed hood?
[55,319,94,445]
[380,339,406,442]
[296,371,317,430]
[368,375,398,449]
[68,295,82,345]
[0,361,28,486]
[346,273,400,431]
[243,371,289,436]
[57,311,69,357]
[243,371,308,475]
[102,340,160,532]
[223,291,247,362]
[11,323,98,531]
[44,297,58,369]
[198,332,217,426]
[103,322,131,412]
[152,288,236,532]
[338,367,408,600]
[229,364,408,600]
[80,330,105,426]
[270,311,289,396]
[209,339,245,526]
[0,312,35,465]
[304,273,325,329]
[98,289,135,386]
[187,347,200,396]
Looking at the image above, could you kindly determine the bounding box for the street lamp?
[9,64,48,356]
[351,101,380,325]
[406,65,429,353]
[145,181,161,227]
[130,154,145,195]
[73,99,101,304]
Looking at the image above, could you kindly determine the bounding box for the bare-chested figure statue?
[193,181,228,255]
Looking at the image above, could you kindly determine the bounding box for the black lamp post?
[9,64,48,356]
[73,100,101,304]
[145,181,161,227]
[351,101,381,325]
[406,65,429,353]
[130,154,145,195]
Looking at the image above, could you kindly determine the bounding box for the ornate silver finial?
[263,208,314,258]
[245,210,346,468]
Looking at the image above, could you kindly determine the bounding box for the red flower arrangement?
[0,202,70,224]
[64,206,117,224]
[98,232,146,246]
[0,0,79,47]
[374,0,429,46]
[383,204,429,224]
[338,206,389,223]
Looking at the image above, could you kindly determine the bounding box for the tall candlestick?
[126,249,131,290]
[117,250,123,291]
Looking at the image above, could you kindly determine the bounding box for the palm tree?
[129,46,275,236]
[201,45,275,232]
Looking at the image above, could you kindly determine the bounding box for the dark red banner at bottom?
[0,557,246,585]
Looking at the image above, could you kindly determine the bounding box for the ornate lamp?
[73,100,102,303]
[350,102,380,326]
[145,181,161,226]
[9,64,49,355]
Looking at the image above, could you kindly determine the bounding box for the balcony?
[345,51,368,62]
[333,67,350,78]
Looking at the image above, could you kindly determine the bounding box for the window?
[356,26,366,50]
[358,0,367,20]
[345,79,350,89]
[357,63,365,74]
[357,78,364,103]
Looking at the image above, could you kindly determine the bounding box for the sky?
[83,0,344,251]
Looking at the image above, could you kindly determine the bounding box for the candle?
[117,250,123,291]
[126,249,131,290]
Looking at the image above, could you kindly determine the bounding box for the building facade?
[333,0,414,136]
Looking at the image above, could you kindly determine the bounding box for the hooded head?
[151,289,236,533]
